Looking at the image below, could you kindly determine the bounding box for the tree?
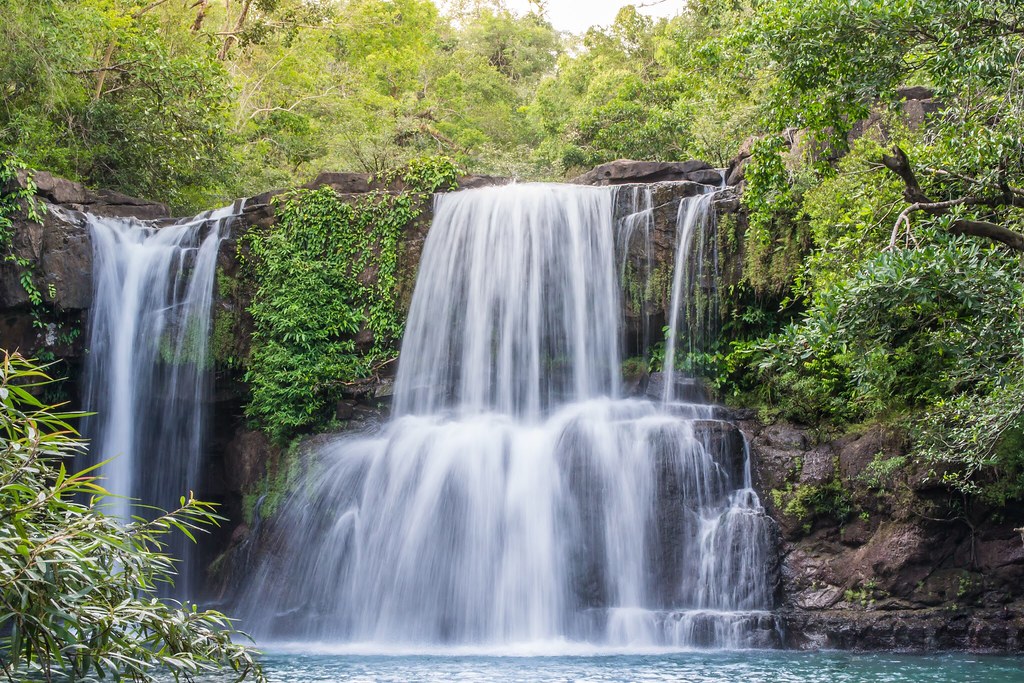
[748,0,1024,251]
[0,352,265,682]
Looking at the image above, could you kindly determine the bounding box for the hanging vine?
[241,156,460,443]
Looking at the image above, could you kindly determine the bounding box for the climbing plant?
[0,153,62,345]
[242,156,460,443]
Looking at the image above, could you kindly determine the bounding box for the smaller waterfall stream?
[662,189,720,402]
[81,202,241,596]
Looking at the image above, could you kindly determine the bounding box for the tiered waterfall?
[238,183,779,649]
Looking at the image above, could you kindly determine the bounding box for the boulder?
[572,159,715,186]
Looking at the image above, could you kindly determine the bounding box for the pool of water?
[222,650,1024,682]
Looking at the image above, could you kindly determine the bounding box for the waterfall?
[81,202,241,596]
[238,183,777,650]
[613,186,655,360]
[662,190,719,402]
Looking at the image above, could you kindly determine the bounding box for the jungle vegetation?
[2,0,1024,674]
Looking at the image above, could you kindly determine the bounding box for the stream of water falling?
[81,202,242,596]
[662,189,719,402]
[238,183,778,650]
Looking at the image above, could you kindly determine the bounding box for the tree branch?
[191,0,210,32]
[882,145,1024,251]
[218,0,253,60]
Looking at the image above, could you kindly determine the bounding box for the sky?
[503,0,683,34]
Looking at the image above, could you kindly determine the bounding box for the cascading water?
[239,183,777,650]
[81,202,241,596]
[662,189,720,402]
[613,185,655,359]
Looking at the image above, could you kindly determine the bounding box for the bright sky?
[504,0,683,34]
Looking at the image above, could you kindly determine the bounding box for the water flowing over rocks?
[4,160,1024,652]
[233,183,778,649]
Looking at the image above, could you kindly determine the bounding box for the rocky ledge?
[738,417,1024,651]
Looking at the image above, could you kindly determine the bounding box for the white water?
[662,190,719,401]
[81,202,241,595]
[238,183,777,649]
[613,185,655,358]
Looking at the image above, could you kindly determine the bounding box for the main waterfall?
[239,183,778,649]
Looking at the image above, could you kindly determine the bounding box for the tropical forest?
[1,0,1023,680]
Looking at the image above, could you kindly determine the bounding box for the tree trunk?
[218,0,253,60]
[192,0,211,32]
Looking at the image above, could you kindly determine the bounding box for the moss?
[216,267,238,300]
[211,305,241,369]
[241,438,305,525]
[646,262,672,314]
[718,212,740,255]
[621,259,645,316]
[621,356,648,381]
[771,463,854,534]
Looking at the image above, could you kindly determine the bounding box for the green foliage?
[749,239,1024,424]
[740,135,812,298]
[528,2,761,174]
[0,154,44,247]
[798,134,906,297]
[844,578,885,608]
[0,352,264,682]
[243,157,459,443]
[0,154,61,339]
[915,372,1024,504]
[0,1,236,212]
[771,475,854,534]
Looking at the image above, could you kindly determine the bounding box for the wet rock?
[761,423,809,451]
[725,157,750,186]
[230,523,251,547]
[644,372,710,403]
[374,378,395,398]
[686,169,724,186]
[835,424,906,480]
[456,175,511,189]
[799,446,836,485]
[306,171,374,193]
[897,85,935,101]
[839,516,873,547]
[780,606,1024,651]
[336,400,356,421]
[223,430,273,495]
[795,584,845,610]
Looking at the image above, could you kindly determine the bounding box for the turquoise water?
[236,651,1024,682]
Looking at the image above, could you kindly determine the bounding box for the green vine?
[1,154,48,313]
[0,153,68,347]
[242,156,460,443]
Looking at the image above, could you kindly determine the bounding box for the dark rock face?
[27,170,170,220]
[572,159,722,186]
[0,172,170,359]
[742,418,1024,652]
[781,608,1024,651]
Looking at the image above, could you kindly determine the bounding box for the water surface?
[237,651,1024,683]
